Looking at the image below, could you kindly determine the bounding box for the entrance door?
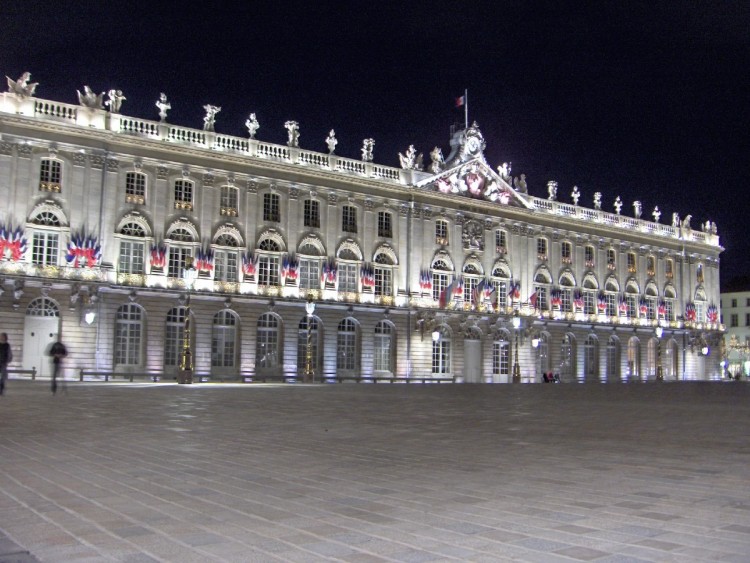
[464,339,482,383]
[23,317,58,378]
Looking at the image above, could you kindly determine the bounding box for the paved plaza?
[0,380,749,562]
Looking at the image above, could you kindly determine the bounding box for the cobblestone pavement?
[0,380,749,562]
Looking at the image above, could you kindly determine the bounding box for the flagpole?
[464,89,468,129]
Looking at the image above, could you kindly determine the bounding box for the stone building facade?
[0,79,724,383]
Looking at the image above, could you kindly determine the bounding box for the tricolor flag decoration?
[639,298,649,316]
[150,243,166,269]
[438,278,456,309]
[360,263,375,288]
[455,95,465,108]
[618,296,628,314]
[419,269,432,292]
[658,300,667,318]
[508,280,521,301]
[241,252,258,276]
[321,258,337,284]
[573,289,584,311]
[0,223,28,262]
[282,254,299,282]
[597,291,607,312]
[482,278,495,300]
[529,291,538,309]
[550,288,562,308]
[66,232,101,268]
[195,248,214,272]
[453,276,464,298]
[685,302,697,322]
[706,303,718,323]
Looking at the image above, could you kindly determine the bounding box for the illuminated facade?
[0,77,724,383]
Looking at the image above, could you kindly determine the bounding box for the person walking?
[0,333,11,395]
[49,339,67,394]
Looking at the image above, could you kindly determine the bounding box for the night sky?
[3,1,748,283]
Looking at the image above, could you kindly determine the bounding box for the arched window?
[462,261,483,307]
[337,318,359,372]
[561,334,576,381]
[297,315,321,376]
[298,238,324,291]
[26,297,60,317]
[625,280,639,319]
[432,324,452,375]
[491,263,511,311]
[29,206,66,268]
[647,337,659,379]
[492,329,511,380]
[607,336,621,381]
[118,222,146,274]
[115,304,144,367]
[374,320,396,373]
[166,223,197,279]
[559,273,575,312]
[583,274,599,315]
[431,258,452,302]
[695,288,707,322]
[627,337,641,379]
[664,285,677,321]
[374,252,395,298]
[257,313,281,369]
[213,232,241,283]
[164,307,188,367]
[583,334,598,382]
[534,269,552,311]
[258,237,282,287]
[212,310,238,368]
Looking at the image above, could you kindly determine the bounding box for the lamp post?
[512,312,521,383]
[303,294,315,383]
[655,326,664,381]
[178,257,198,384]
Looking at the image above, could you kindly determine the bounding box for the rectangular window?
[263,193,280,222]
[258,255,280,286]
[32,232,59,266]
[167,247,191,279]
[561,288,571,312]
[626,295,637,318]
[40,159,62,192]
[627,252,637,273]
[732,299,738,308]
[731,314,738,327]
[174,179,193,210]
[214,250,238,282]
[118,240,145,274]
[304,199,320,228]
[584,291,596,315]
[666,259,674,278]
[585,245,595,267]
[125,172,146,204]
[665,300,674,321]
[647,297,657,320]
[495,230,507,254]
[115,319,141,365]
[605,293,617,317]
[746,298,750,307]
[495,280,508,310]
[607,249,616,270]
[647,256,655,276]
[299,258,320,290]
[464,277,479,305]
[561,242,572,264]
[433,272,448,301]
[377,211,392,238]
[492,341,510,376]
[435,220,448,245]
[537,238,547,260]
[745,313,750,326]
[374,267,392,296]
[342,205,357,233]
[534,285,548,310]
[220,186,238,216]
[338,262,358,292]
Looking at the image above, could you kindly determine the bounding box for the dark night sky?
[3,1,749,283]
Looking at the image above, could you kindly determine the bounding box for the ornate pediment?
[416,158,534,209]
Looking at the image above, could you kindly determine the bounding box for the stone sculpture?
[203,104,221,131]
[156,93,171,122]
[6,72,37,98]
[77,86,105,109]
[326,130,337,154]
[361,138,375,162]
[105,89,126,113]
[245,113,259,138]
[285,121,300,147]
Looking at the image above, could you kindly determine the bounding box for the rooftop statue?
[361,138,375,162]
[614,196,622,215]
[245,113,259,138]
[497,162,511,183]
[6,72,38,98]
[285,121,300,147]
[428,147,444,174]
[653,206,661,223]
[633,200,642,219]
[399,145,423,170]
[680,214,692,239]
[547,180,558,201]
[571,186,581,206]
[513,174,528,193]
[593,192,602,209]
[77,86,105,109]
[203,104,221,131]
[156,93,171,122]
[105,89,126,113]
[672,212,680,227]
[326,129,338,154]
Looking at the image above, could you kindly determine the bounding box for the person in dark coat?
[49,340,67,394]
[0,333,11,395]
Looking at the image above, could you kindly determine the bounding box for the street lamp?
[655,326,664,381]
[178,256,198,384]
[512,312,521,383]
[303,294,316,383]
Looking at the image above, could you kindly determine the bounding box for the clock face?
[466,136,480,154]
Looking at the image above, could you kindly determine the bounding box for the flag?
[455,95,465,108]
[529,291,538,309]
[439,279,455,308]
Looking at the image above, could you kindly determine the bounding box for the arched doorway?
[560,333,576,381]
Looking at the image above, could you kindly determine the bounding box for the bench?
[79,369,161,382]
[8,368,38,380]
